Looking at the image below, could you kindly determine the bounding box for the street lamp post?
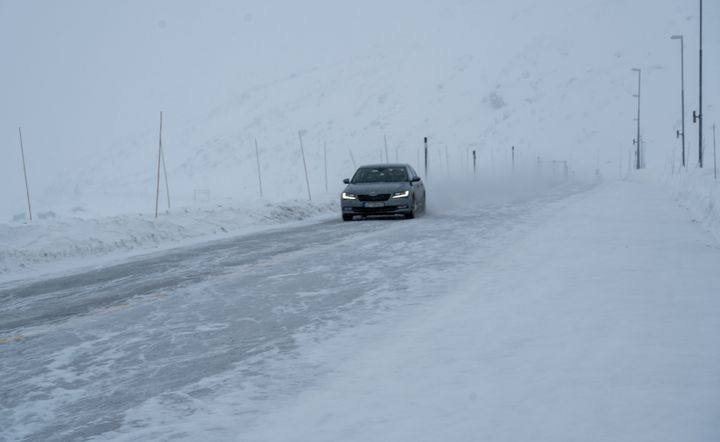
[693,0,703,167]
[632,68,642,170]
[671,35,686,167]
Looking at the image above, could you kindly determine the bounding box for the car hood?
[343,182,410,194]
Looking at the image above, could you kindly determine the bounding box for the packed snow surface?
[2,177,719,441]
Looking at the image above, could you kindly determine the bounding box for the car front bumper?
[341,199,411,216]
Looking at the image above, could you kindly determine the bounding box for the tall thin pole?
[18,127,32,222]
[161,151,171,209]
[298,131,312,200]
[445,145,449,174]
[160,117,170,210]
[680,38,686,167]
[632,68,641,170]
[698,0,703,168]
[155,112,163,218]
[511,145,516,173]
[255,138,264,197]
[323,142,328,192]
[424,137,428,178]
[349,149,357,169]
[713,124,717,180]
[384,135,389,164]
[672,35,686,167]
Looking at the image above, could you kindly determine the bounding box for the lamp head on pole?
[631,68,641,73]
[671,34,683,40]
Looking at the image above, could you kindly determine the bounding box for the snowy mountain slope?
[1,0,717,222]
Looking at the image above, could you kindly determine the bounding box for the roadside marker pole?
[472,150,477,177]
[424,137,428,178]
[349,149,357,169]
[255,138,264,197]
[155,112,163,218]
[713,123,717,180]
[18,127,32,222]
[384,135,389,164]
[161,123,170,210]
[512,145,516,174]
[298,131,312,200]
[324,142,328,193]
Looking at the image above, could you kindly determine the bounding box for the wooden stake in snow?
[349,149,357,169]
[161,135,171,210]
[323,142,328,193]
[384,135,389,164]
[155,112,163,218]
[298,131,312,200]
[17,127,32,222]
[713,123,717,180]
[424,137,428,178]
[255,138,264,197]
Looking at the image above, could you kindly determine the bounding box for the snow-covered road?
[1,180,578,441]
[2,178,719,442]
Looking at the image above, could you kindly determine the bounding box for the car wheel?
[342,214,353,222]
[404,198,416,219]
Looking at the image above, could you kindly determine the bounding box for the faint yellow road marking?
[0,335,25,345]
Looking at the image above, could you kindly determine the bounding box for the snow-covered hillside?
[1,0,717,222]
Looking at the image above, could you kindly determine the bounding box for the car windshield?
[352,167,408,183]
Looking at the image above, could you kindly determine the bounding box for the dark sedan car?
[341,164,426,221]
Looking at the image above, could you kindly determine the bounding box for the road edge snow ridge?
[0,198,338,279]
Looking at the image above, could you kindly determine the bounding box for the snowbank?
[629,168,720,240]
[0,197,338,282]
[666,169,720,240]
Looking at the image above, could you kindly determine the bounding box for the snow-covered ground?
[661,168,720,241]
[235,179,720,442]
[2,176,719,442]
[0,197,337,283]
[1,0,719,440]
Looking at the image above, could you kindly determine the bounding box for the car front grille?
[358,194,391,202]
[354,206,399,213]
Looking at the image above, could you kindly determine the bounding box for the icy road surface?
[0,182,577,441]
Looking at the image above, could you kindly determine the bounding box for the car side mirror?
[343,178,350,184]
[411,177,421,183]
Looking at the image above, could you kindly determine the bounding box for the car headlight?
[392,190,410,199]
[342,192,357,200]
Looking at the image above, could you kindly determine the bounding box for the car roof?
[357,163,411,169]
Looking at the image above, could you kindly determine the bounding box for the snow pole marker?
[155,112,163,218]
[713,123,717,180]
[161,123,170,210]
[324,142,328,193]
[349,149,357,169]
[424,137,428,179]
[384,135,389,164]
[298,131,312,200]
[255,138,264,198]
[472,150,477,177]
[17,127,32,222]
